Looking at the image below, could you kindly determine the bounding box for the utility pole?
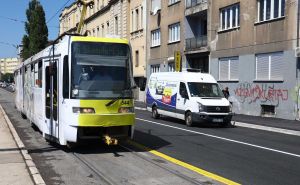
[76,0,94,35]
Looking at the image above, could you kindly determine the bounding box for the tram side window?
[34,63,38,87]
[38,61,42,88]
[63,55,69,98]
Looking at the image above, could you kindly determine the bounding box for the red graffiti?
[234,84,288,103]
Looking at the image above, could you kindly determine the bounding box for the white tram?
[14,34,141,146]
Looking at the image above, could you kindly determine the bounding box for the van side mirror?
[137,77,147,91]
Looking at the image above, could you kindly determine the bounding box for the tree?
[1,73,14,83]
[21,0,48,60]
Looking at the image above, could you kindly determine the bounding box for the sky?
[0,0,74,58]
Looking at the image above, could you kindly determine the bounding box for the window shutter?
[219,60,229,80]
[271,52,283,80]
[256,54,269,80]
[230,58,239,80]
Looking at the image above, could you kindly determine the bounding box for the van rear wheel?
[185,112,193,127]
[152,106,160,119]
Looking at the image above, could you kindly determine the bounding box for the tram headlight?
[72,107,95,114]
[118,107,134,113]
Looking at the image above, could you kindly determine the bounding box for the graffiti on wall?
[234,82,288,106]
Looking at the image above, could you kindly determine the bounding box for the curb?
[0,105,46,185]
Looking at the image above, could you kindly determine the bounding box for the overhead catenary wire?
[0,15,69,29]
[46,0,73,24]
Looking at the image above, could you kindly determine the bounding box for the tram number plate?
[212,118,223,123]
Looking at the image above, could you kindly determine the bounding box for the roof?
[71,36,129,44]
[149,72,217,83]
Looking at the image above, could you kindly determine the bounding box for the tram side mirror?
[135,77,147,91]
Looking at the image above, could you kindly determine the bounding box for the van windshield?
[187,82,224,98]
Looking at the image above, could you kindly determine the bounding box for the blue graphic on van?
[146,88,177,110]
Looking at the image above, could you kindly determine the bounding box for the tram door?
[44,61,59,140]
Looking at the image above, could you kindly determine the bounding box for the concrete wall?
[208,0,299,120]
[210,51,298,120]
[148,1,186,76]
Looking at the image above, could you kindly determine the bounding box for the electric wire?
[46,0,73,24]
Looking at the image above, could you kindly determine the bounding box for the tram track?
[118,143,203,185]
[72,152,116,185]
[69,141,205,185]
[2,88,217,184]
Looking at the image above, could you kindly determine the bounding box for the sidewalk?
[134,101,300,131]
[0,105,44,185]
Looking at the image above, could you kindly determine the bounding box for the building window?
[107,21,109,35]
[169,0,180,5]
[141,7,143,28]
[136,9,139,30]
[151,29,161,47]
[115,16,118,35]
[257,0,285,22]
[131,11,134,32]
[219,57,239,80]
[220,4,240,31]
[92,29,95,36]
[135,50,139,67]
[168,62,175,72]
[169,23,180,43]
[256,52,283,80]
[97,26,99,37]
[151,64,160,74]
[101,24,104,37]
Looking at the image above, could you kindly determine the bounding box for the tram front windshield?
[71,42,132,99]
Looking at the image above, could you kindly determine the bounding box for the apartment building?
[0,58,20,74]
[209,0,300,120]
[59,0,129,38]
[129,0,147,101]
[59,0,148,101]
[147,0,185,77]
[185,0,209,73]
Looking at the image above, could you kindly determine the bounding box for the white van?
[146,71,233,126]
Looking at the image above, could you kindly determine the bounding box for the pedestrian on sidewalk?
[222,87,230,99]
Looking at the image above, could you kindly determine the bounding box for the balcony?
[186,0,207,8]
[185,0,207,16]
[185,35,208,51]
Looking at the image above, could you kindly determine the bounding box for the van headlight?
[118,107,134,113]
[73,107,95,114]
[198,103,204,112]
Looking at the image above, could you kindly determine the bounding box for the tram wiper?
[105,85,137,107]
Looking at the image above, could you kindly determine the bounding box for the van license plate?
[212,119,223,123]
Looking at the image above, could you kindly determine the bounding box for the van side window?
[179,82,188,98]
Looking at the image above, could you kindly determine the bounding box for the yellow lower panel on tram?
[78,114,134,127]
[78,99,134,127]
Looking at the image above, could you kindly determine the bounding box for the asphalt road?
[1,87,300,185]
[133,109,300,185]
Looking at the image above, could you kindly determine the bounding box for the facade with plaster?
[209,0,300,120]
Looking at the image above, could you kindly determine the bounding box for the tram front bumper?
[77,113,135,127]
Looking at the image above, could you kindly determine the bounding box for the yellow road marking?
[127,140,241,185]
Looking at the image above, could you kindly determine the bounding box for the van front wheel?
[185,112,193,127]
[152,106,160,119]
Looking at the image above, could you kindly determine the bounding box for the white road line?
[135,106,300,137]
[235,122,300,137]
[136,118,300,158]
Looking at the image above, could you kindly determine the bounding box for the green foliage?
[21,0,48,60]
[1,73,14,83]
